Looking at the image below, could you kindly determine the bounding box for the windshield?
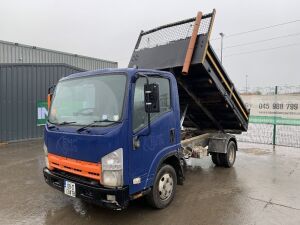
[48,74,126,126]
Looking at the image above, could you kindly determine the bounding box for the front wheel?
[146,164,177,209]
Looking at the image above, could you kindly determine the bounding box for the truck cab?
[43,68,184,209]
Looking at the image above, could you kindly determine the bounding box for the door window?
[133,77,171,132]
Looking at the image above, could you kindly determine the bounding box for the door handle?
[170,128,175,144]
[133,136,140,150]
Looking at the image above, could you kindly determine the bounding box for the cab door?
[129,75,177,194]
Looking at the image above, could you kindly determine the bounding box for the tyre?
[211,153,221,166]
[219,141,237,168]
[146,164,177,209]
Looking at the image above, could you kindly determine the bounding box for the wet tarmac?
[0,140,300,225]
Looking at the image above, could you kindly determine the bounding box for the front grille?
[52,169,101,187]
[48,153,101,181]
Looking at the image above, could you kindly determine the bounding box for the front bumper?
[43,168,129,210]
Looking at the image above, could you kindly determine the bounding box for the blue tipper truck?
[43,10,249,210]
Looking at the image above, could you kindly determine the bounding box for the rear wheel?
[146,164,177,209]
[220,141,237,168]
[211,153,221,166]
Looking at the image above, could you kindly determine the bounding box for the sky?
[0,0,299,90]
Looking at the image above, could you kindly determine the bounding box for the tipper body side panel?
[129,10,249,133]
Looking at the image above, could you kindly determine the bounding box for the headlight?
[101,148,123,187]
[43,143,49,169]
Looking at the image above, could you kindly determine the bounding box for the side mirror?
[144,83,160,113]
[47,85,56,110]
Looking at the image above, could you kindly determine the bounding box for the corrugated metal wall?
[0,64,84,142]
[0,40,118,71]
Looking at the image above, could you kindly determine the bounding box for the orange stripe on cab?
[48,153,101,181]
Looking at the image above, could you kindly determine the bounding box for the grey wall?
[0,40,118,71]
[0,64,84,142]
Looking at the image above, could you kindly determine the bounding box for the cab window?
[133,77,171,132]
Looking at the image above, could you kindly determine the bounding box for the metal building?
[0,40,117,70]
[0,39,118,142]
[0,64,84,142]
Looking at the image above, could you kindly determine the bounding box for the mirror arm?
[136,74,151,139]
[136,73,150,85]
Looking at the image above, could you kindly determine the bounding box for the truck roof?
[60,68,173,81]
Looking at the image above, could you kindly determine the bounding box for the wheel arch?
[208,133,237,154]
[228,136,238,151]
[162,155,184,185]
[152,151,185,186]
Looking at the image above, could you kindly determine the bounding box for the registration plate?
[64,180,76,197]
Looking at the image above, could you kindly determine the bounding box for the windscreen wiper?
[77,119,121,133]
[59,121,77,125]
[47,121,76,129]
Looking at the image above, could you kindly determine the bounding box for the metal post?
[220,32,224,64]
[272,86,278,148]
